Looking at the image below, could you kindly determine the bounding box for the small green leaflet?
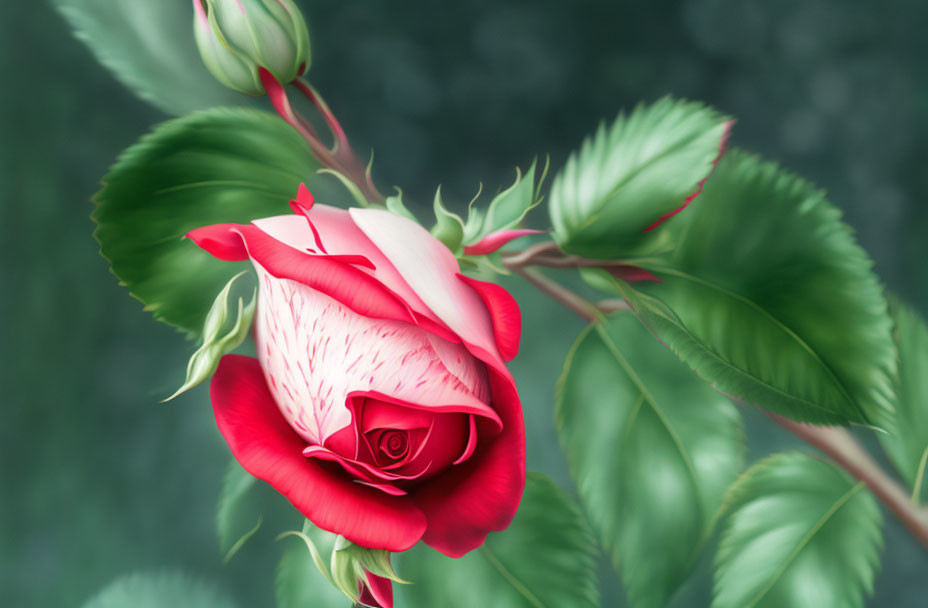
[81,571,237,608]
[611,150,896,429]
[557,313,743,608]
[164,272,255,402]
[879,298,928,503]
[548,97,730,259]
[94,107,331,336]
[396,473,599,608]
[52,0,246,116]
[713,452,883,608]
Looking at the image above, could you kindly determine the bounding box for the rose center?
[377,430,409,461]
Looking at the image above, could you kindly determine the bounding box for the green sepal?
[385,188,418,222]
[463,158,546,245]
[316,168,368,207]
[164,272,256,401]
[277,520,404,605]
[430,186,466,254]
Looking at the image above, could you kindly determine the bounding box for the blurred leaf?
[879,298,928,502]
[81,571,238,608]
[396,473,599,608]
[94,107,326,335]
[52,0,245,116]
[713,452,882,608]
[216,461,260,561]
[276,523,347,608]
[611,150,895,428]
[549,97,729,258]
[556,313,743,608]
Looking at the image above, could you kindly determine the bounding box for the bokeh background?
[3,0,928,605]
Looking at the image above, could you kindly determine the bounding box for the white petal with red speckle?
[253,263,491,445]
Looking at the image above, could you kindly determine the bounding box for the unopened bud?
[193,0,311,96]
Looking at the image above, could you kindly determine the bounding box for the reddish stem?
[259,68,383,203]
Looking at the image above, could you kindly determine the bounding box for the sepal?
[430,186,466,254]
[462,157,547,248]
[278,519,405,607]
[164,272,256,401]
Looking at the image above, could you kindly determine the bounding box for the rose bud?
[192,0,311,96]
[187,185,526,559]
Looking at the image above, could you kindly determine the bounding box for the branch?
[507,267,600,323]
[503,240,928,552]
[769,414,928,549]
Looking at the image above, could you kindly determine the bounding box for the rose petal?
[413,367,526,557]
[457,274,522,361]
[361,571,394,608]
[210,354,426,551]
[349,208,503,367]
[186,223,250,261]
[254,208,452,334]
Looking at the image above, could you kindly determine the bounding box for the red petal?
[412,367,526,557]
[210,355,426,551]
[186,223,250,261]
[463,229,546,256]
[361,571,394,608]
[457,274,522,361]
[232,224,416,325]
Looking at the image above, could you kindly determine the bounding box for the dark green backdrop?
[2,0,927,606]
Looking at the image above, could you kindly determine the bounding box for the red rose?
[187,185,526,559]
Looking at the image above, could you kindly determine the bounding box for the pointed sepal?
[163,272,256,401]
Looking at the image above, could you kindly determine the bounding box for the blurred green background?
[2,0,927,605]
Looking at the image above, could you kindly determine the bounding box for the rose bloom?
[188,185,526,560]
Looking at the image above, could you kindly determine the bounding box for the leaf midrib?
[642,265,867,422]
[579,120,719,226]
[743,481,865,608]
[593,324,704,523]
[479,545,546,608]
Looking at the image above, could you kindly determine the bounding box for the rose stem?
[259,68,383,203]
[504,241,928,552]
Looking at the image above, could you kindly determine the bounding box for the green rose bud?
[193,0,312,96]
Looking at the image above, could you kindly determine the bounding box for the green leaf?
[396,473,599,608]
[94,107,326,335]
[556,313,743,608]
[464,159,544,244]
[549,97,730,258]
[52,0,245,116]
[611,150,896,428]
[276,524,348,608]
[81,571,237,608]
[713,452,883,608]
[879,298,928,502]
